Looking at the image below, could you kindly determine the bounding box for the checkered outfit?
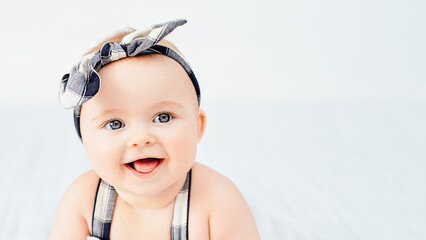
[87,169,192,240]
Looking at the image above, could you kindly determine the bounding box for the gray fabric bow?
[59,18,198,113]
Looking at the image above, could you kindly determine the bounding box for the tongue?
[133,158,160,173]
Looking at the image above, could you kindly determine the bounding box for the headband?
[58,19,201,139]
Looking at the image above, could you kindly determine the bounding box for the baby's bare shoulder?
[191,162,243,206]
[192,162,238,193]
[191,162,261,239]
[70,169,100,222]
[49,169,100,239]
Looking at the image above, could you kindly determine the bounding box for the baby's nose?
[126,127,156,148]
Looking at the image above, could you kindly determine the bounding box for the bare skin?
[49,162,260,239]
[49,43,260,240]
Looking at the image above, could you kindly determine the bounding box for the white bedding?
[0,100,425,239]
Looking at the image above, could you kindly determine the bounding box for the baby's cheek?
[168,124,198,160]
[84,135,121,176]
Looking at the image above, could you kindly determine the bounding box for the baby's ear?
[197,109,207,142]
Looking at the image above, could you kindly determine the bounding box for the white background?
[0,0,425,239]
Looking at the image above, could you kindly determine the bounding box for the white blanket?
[0,101,425,239]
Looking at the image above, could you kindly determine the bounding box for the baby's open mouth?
[127,158,163,174]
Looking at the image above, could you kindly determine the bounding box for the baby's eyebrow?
[92,108,123,121]
[91,101,184,121]
[152,100,184,109]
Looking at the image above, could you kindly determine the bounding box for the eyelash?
[102,112,175,130]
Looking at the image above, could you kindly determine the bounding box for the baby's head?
[59,19,206,196]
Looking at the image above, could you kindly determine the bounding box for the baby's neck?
[114,175,187,213]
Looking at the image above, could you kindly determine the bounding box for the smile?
[125,158,164,177]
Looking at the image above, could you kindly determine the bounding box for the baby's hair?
[84,27,183,56]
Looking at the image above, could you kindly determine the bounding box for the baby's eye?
[153,113,173,123]
[105,119,125,130]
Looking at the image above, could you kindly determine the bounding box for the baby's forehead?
[95,54,198,112]
[98,53,191,86]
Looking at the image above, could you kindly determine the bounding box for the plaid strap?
[171,169,192,240]
[89,179,117,240]
[87,169,192,240]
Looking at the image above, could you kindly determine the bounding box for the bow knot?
[59,19,188,109]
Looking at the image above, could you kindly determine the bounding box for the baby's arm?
[49,170,98,239]
[206,170,261,239]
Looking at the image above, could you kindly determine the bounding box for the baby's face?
[79,54,205,197]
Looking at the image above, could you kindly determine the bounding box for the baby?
[49,19,260,239]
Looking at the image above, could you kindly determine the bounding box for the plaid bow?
[59,18,194,111]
